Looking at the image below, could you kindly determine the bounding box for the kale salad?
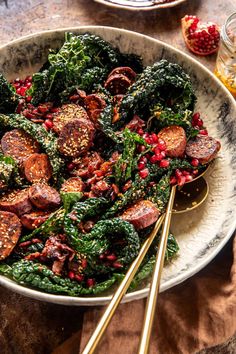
[0,33,220,296]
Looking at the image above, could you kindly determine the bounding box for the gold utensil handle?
[81,214,165,354]
[138,185,176,354]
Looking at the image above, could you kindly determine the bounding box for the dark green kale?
[0,260,118,296]
[0,113,64,182]
[64,197,140,262]
[0,73,19,113]
[119,59,196,125]
[98,105,122,143]
[29,32,121,104]
[114,128,149,185]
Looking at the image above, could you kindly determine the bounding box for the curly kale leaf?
[2,260,118,296]
[0,73,20,113]
[119,59,196,124]
[29,32,121,104]
[114,128,149,185]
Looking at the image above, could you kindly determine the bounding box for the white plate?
[0,27,235,306]
[94,0,186,11]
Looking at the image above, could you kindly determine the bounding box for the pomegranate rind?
[181,15,220,56]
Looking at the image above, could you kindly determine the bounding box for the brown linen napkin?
[53,235,236,354]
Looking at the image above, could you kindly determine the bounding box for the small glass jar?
[215,12,236,98]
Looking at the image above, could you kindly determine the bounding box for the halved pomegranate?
[181,15,220,56]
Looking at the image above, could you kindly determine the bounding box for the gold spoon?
[81,175,209,354]
[138,174,209,354]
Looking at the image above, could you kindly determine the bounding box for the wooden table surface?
[0,1,235,353]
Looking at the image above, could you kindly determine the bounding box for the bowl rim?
[0,26,235,306]
[93,0,186,11]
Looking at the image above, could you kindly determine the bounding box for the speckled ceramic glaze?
[0,27,235,306]
[93,0,186,11]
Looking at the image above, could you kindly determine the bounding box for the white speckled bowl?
[93,0,186,11]
[0,27,236,306]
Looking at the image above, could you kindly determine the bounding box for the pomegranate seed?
[16,102,24,114]
[68,271,75,280]
[159,159,170,168]
[16,88,22,95]
[138,161,146,170]
[112,262,123,269]
[192,169,199,175]
[145,136,152,144]
[20,87,27,96]
[185,175,193,182]
[26,76,32,82]
[149,155,159,164]
[38,105,48,113]
[148,181,156,187]
[137,145,146,153]
[160,151,166,158]
[177,175,186,186]
[192,112,200,121]
[81,259,87,268]
[139,168,149,179]
[106,254,117,261]
[175,169,182,178]
[170,176,177,185]
[157,138,166,151]
[151,133,158,143]
[191,158,199,167]
[139,156,147,164]
[137,128,144,135]
[155,153,163,161]
[95,170,104,177]
[99,254,106,260]
[26,82,32,88]
[26,96,32,102]
[45,113,53,120]
[75,274,84,282]
[199,129,208,135]
[67,162,76,171]
[23,110,35,119]
[87,278,95,287]
[182,170,190,176]
[44,119,53,129]
[153,146,160,155]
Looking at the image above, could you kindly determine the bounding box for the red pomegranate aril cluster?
[192,112,203,127]
[191,112,208,135]
[21,102,58,130]
[170,168,197,186]
[68,271,84,282]
[191,158,199,167]
[139,168,149,179]
[87,278,96,287]
[99,251,123,269]
[12,76,32,98]
[137,132,168,179]
[199,129,208,135]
